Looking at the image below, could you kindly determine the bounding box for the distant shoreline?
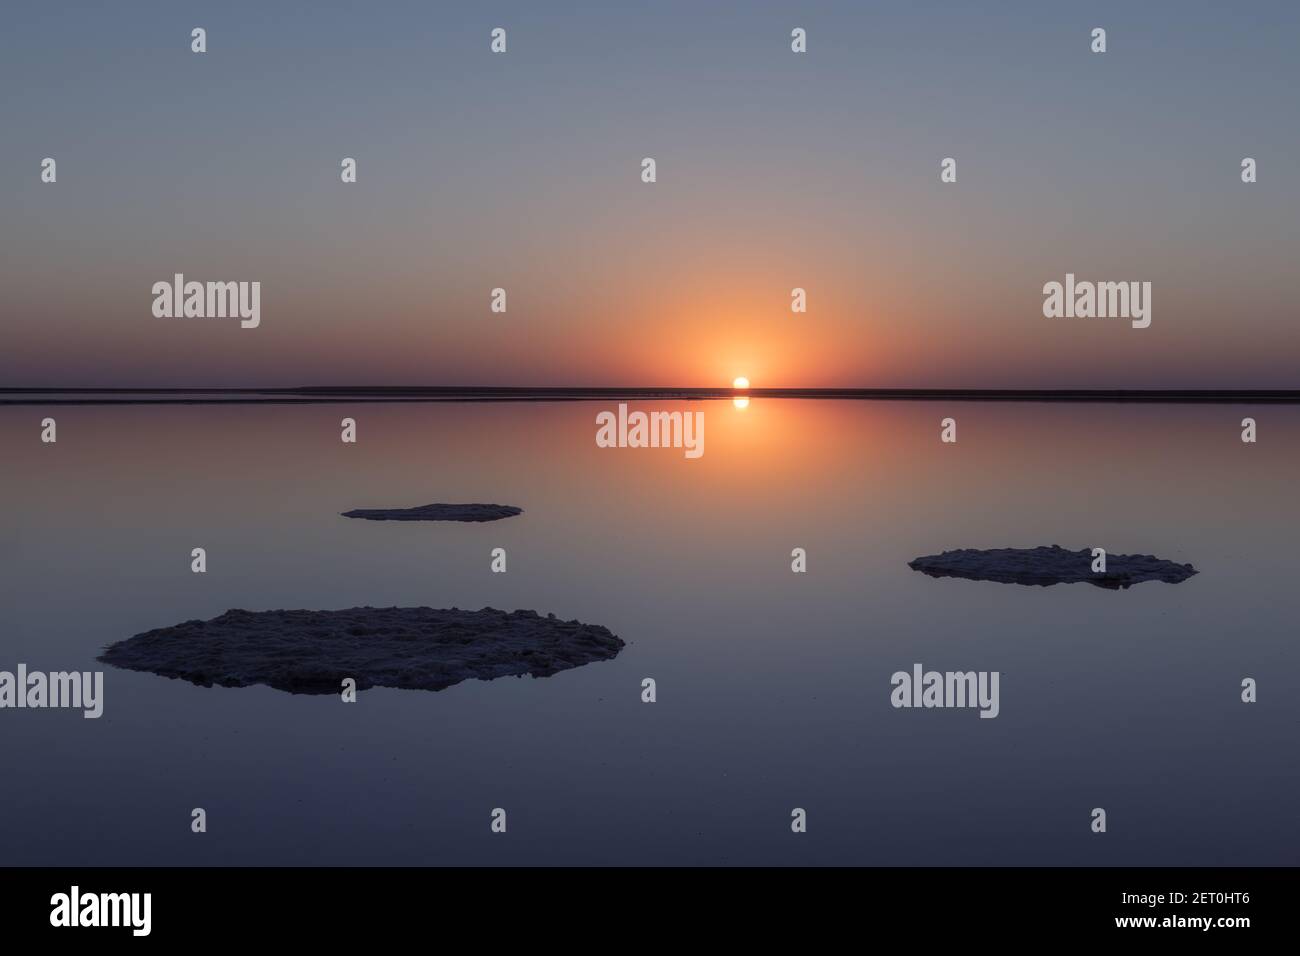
[2,386,1299,405]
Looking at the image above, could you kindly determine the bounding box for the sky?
[2,0,1297,388]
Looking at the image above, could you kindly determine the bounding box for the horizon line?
[3,386,1300,405]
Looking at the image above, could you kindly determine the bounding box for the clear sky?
[2,0,1297,387]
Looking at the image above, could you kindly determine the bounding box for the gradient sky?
[2,0,1297,387]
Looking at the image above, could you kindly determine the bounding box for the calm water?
[1,400,1296,865]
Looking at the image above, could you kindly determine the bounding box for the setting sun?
[733,377,750,390]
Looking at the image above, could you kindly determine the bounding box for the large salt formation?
[908,545,1197,589]
[100,606,622,694]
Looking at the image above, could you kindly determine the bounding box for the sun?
[732,376,750,409]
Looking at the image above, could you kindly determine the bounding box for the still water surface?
[1,400,1295,864]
